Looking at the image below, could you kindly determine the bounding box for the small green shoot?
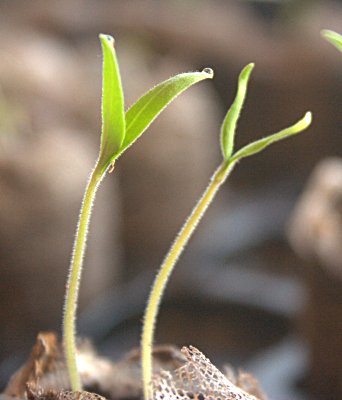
[141,64,312,400]
[321,29,342,54]
[63,34,213,391]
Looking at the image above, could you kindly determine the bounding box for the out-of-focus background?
[1,1,342,399]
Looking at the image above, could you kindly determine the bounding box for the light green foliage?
[98,35,125,172]
[63,33,312,397]
[220,64,312,167]
[97,34,213,173]
[322,29,342,54]
[141,62,312,400]
[230,111,312,163]
[120,69,214,157]
[63,33,213,392]
[220,63,254,160]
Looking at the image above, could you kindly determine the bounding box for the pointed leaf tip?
[202,67,214,78]
[242,63,255,76]
[220,62,254,160]
[321,29,342,53]
[302,111,312,127]
[99,33,114,43]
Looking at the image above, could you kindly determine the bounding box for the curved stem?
[63,164,104,391]
[141,160,236,400]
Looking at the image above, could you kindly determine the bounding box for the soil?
[1,333,266,400]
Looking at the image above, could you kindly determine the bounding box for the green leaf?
[321,29,342,54]
[220,63,254,160]
[116,68,214,157]
[230,111,312,163]
[98,34,125,172]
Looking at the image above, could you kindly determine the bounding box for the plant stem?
[141,159,236,400]
[63,164,104,391]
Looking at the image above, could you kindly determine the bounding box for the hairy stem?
[63,164,104,391]
[141,159,236,400]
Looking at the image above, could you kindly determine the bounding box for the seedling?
[141,63,312,400]
[321,29,342,53]
[63,34,213,392]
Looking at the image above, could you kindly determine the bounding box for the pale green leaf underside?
[220,63,254,160]
[116,69,214,158]
[322,29,342,53]
[231,111,312,162]
[98,34,125,170]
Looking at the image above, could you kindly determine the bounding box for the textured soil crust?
[1,332,266,400]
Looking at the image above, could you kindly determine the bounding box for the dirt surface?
[2,333,266,400]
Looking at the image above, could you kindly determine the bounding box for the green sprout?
[63,33,213,392]
[141,63,312,400]
[321,29,342,54]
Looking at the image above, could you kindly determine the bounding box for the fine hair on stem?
[62,33,213,391]
[141,62,312,400]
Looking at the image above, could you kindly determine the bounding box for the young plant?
[141,63,312,400]
[321,29,342,53]
[63,34,213,392]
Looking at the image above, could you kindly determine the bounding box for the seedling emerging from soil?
[141,63,312,400]
[63,34,213,392]
[321,29,342,53]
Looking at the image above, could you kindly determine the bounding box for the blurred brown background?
[1,1,342,399]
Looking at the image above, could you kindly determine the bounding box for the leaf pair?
[220,64,312,166]
[97,34,214,175]
[99,33,312,177]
